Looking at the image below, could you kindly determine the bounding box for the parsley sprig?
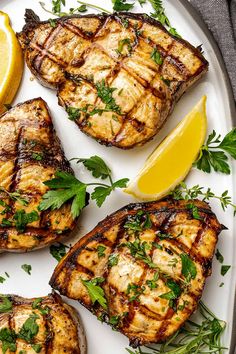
[126,302,226,354]
[171,182,236,216]
[40,0,111,17]
[39,156,129,218]
[147,0,181,37]
[194,129,236,174]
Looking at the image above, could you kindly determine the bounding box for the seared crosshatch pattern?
[50,199,222,347]
[0,98,75,252]
[18,11,208,148]
[0,293,83,353]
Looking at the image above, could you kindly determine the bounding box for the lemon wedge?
[125,96,207,200]
[0,11,23,113]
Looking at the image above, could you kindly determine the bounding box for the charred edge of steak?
[19,10,209,67]
[50,198,223,289]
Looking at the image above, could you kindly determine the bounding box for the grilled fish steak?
[0,293,86,353]
[0,98,76,252]
[18,11,208,149]
[50,199,222,347]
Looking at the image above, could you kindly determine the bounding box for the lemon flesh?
[125,96,207,200]
[0,11,23,113]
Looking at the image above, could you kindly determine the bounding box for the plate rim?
[178,1,236,352]
[1,0,236,352]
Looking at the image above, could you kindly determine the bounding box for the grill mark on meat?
[18,11,208,149]
[0,293,83,353]
[50,199,222,346]
[0,98,77,252]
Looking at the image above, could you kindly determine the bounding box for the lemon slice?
[125,96,207,200]
[0,11,23,113]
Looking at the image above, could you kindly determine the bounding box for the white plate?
[0,1,235,353]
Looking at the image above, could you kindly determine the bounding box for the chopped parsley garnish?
[180,254,197,282]
[221,265,231,276]
[18,313,39,343]
[0,328,17,354]
[82,277,107,309]
[160,76,171,86]
[95,80,121,114]
[160,279,182,302]
[32,298,50,316]
[124,210,152,232]
[32,152,44,161]
[14,210,39,233]
[146,272,159,290]
[31,344,42,353]
[186,203,202,220]
[0,276,6,284]
[108,254,119,267]
[194,128,236,174]
[117,38,132,55]
[122,238,157,268]
[50,242,68,262]
[0,187,29,206]
[215,249,224,264]
[126,283,145,302]
[0,296,12,313]
[21,264,32,275]
[150,48,163,65]
[97,245,106,258]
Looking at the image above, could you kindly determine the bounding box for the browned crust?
[50,198,222,347]
[0,292,86,354]
[0,98,77,252]
[18,10,209,149]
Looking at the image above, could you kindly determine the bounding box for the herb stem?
[86,182,111,188]
[77,1,111,13]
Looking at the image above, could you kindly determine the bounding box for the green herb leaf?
[180,254,197,282]
[95,80,121,114]
[32,344,42,353]
[117,38,132,55]
[14,210,39,233]
[97,245,106,258]
[150,48,163,65]
[32,152,43,161]
[82,277,107,309]
[146,272,159,290]
[78,4,87,12]
[218,128,236,159]
[0,276,6,283]
[159,279,182,306]
[39,171,87,219]
[186,203,202,220]
[0,296,12,313]
[21,264,32,275]
[91,186,112,207]
[77,155,111,179]
[0,328,17,354]
[221,265,231,276]
[112,0,134,11]
[108,254,119,267]
[171,182,236,216]
[18,313,39,343]
[215,249,224,264]
[50,243,68,262]
[195,129,236,174]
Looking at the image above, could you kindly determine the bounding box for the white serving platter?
[0,0,235,353]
